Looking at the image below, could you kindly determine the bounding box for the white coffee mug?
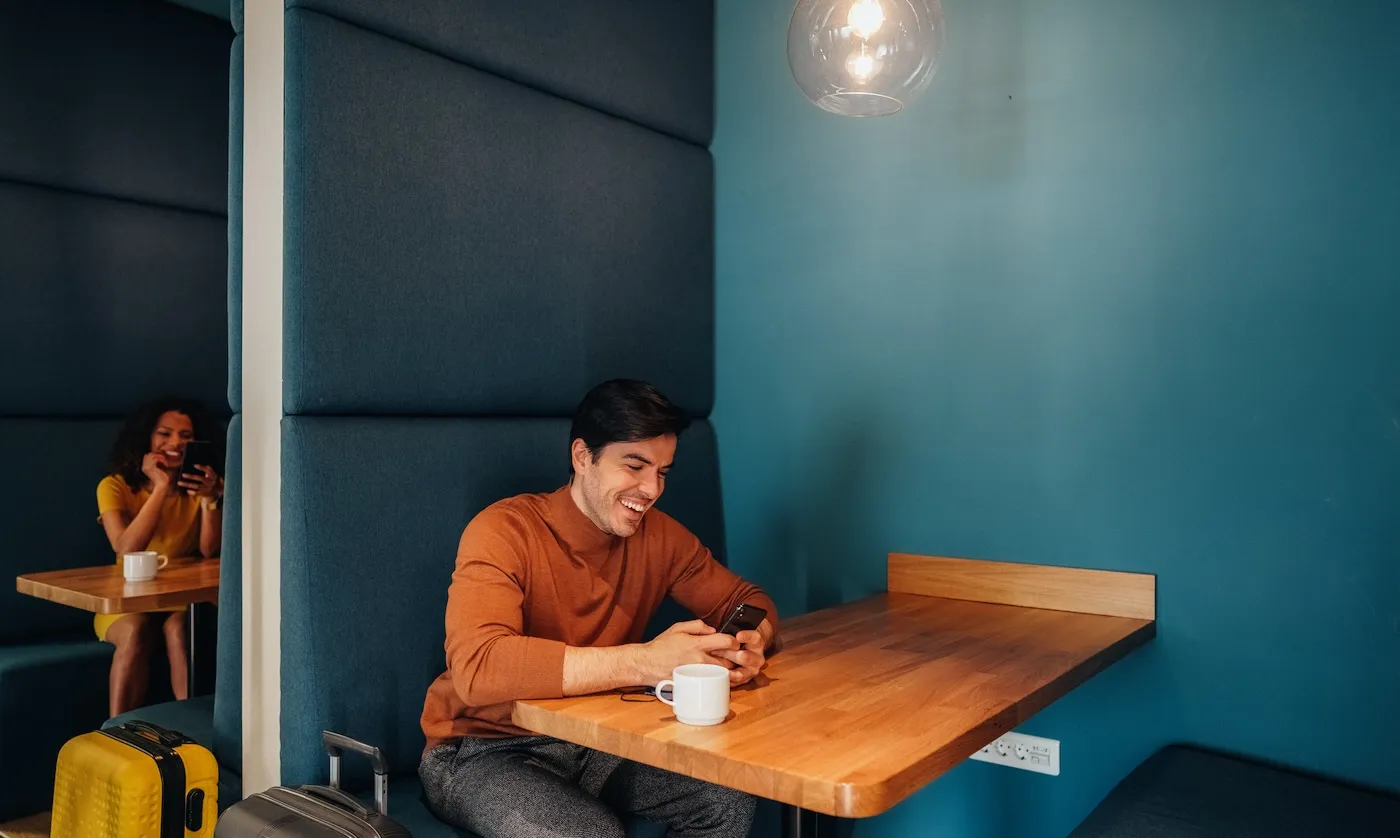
[122,551,169,582]
[656,663,730,726]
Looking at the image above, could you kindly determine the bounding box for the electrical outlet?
[970,732,1060,776]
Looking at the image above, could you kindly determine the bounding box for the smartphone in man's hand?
[717,602,767,637]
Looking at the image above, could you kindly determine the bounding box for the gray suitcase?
[215,731,411,837]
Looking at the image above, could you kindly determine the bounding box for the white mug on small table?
[656,663,731,726]
[121,551,168,583]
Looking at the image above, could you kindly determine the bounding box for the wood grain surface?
[888,553,1156,620]
[516,590,1155,817]
[16,558,220,614]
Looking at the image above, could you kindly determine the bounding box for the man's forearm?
[562,644,648,695]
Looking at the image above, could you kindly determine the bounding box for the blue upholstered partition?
[216,415,243,769]
[278,5,716,834]
[0,420,122,643]
[0,0,230,414]
[284,9,713,418]
[0,182,228,415]
[0,0,231,818]
[220,29,245,779]
[0,0,231,643]
[287,0,713,144]
[0,0,230,214]
[229,34,245,414]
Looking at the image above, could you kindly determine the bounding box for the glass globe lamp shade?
[787,0,944,117]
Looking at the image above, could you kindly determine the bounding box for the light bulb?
[845,50,879,82]
[847,0,885,40]
[788,0,945,117]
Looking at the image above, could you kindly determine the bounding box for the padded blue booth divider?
[286,0,712,144]
[278,3,715,833]
[284,8,714,418]
[0,419,124,644]
[0,0,231,818]
[229,34,245,413]
[0,0,231,214]
[214,415,243,776]
[0,181,229,415]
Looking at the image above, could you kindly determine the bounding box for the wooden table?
[515,554,1156,837]
[16,558,221,697]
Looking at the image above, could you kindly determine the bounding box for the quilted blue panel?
[214,415,242,769]
[0,0,230,213]
[283,9,714,418]
[0,181,228,415]
[228,34,244,412]
[0,419,123,644]
[279,416,724,783]
[287,0,712,144]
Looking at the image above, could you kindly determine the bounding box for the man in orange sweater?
[420,380,780,838]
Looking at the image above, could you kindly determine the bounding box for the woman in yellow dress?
[96,397,223,717]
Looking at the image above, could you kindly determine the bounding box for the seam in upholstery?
[0,174,228,219]
[285,5,712,150]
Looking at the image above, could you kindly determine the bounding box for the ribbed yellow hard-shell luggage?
[51,720,217,838]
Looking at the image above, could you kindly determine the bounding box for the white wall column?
[241,0,283,795]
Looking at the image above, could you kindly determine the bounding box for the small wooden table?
[16,558,221,697]
[515,554,1156,837]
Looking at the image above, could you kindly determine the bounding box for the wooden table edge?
[14,559,221,614]
[15,575,121,612]
[515,612,1158,819]
[838,617,1158,818]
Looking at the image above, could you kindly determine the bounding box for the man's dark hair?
[569,379,691,476]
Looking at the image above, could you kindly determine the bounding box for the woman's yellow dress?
[93,474,202,641]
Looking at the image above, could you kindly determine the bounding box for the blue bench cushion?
[106,695,242,809]
[283,8,713,418]
[1071,745,1400,837]
[0,641,111,820]
[279,417,725,787]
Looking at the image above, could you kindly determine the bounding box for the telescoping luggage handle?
[321,730,389,816]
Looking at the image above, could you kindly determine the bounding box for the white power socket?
[969,732,1060,776]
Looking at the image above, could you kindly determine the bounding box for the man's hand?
[715,619,771,686]
[640,620,739,685]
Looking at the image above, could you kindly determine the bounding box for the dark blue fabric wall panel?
[214,414,241,768]
[279,416,724,783]
[229,35,244,413]
[0,182,229,415]
[0,0,231,213]
[284,10,714,419]
[0,419,123,644]
[286,0,713,144]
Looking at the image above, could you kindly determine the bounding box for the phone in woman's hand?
[179,440,217,484]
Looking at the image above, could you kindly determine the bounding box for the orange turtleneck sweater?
[420,486,779,748]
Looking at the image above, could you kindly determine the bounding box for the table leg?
[781,805,822,838]
[186,601,201,698]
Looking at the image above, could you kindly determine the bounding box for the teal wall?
[714,1,1400,835]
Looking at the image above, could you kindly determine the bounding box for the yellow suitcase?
[51,720,217,838]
